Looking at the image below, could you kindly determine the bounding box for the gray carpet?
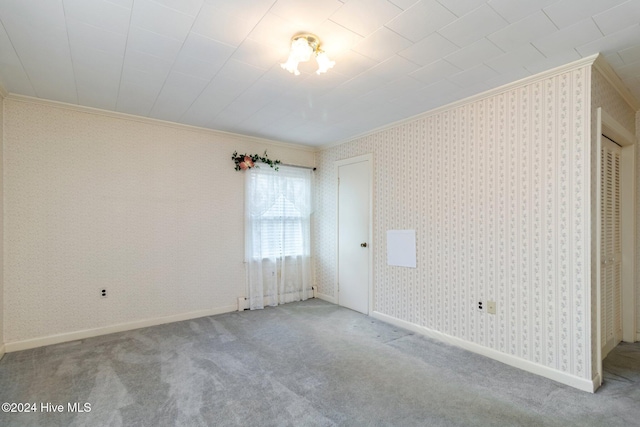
[0,299,638,426]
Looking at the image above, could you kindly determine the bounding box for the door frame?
[595,107,636,386]
[335,154,373,314]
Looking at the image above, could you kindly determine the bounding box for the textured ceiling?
[0,0,638,146]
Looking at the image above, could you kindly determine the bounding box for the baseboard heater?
[237,286,317,311]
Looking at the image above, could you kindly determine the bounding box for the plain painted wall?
[2,97,314,345]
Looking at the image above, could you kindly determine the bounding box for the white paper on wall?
[387,230,416,268]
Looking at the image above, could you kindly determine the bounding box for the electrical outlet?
[487,300,496,314]
[477,301,484,312]
[100,288,107,298]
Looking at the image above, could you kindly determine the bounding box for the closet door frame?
[595,107,636,387]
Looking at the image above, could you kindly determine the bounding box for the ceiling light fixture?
[281,33,335,76]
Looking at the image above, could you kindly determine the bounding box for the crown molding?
[320,54,601,151]
[4,93,317,153]
[593,54,640,111]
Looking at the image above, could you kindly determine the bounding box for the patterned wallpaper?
[589,68,638,377]
[0,93,4,347]
[3,98,314,343]
[315,65,593,380]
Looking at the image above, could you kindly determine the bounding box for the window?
[257,194,305,258]
[245,165,312,309]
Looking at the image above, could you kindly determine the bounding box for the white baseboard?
[371,311,597,393]
[4,305,237,353]
[315,292,336,304]
[592,373,602,389]
[0,344,5,360]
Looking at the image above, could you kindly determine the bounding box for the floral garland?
[232,150,281,171]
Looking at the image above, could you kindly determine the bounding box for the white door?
[338,158,370,314]
[601,136,622,359]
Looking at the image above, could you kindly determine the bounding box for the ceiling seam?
[176,0,281,127]
[61,0,80,104]
[114,1,134,113]
[0,17,37,97]
[145,1,209,117]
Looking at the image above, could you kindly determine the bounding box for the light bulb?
[281,34,334,76]
[315,51,335,75]
[281,56,300,75]
[290,37,313,62]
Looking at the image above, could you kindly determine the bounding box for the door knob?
[360,242,367,247]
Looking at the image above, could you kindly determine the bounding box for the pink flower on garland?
[232,150,280,171]
[239,156,254,170]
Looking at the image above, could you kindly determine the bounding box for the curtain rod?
[280,163,317,171]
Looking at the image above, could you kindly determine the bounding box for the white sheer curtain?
[245,165,312,310]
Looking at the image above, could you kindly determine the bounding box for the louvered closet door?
[601,137,622,359]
